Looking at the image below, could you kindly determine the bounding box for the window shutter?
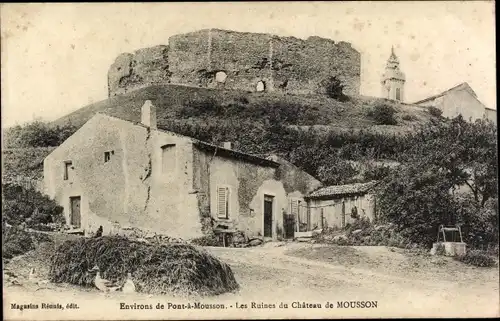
[217,187,228,219]
[291,199,299,216]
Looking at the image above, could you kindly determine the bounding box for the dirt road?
[4,243,499,319]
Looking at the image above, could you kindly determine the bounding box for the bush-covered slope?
[4,85,437,185]
[52,84,431,130]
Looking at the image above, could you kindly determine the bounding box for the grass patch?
[2,225,53,260]
[49,235,239,296]
[455,250,497,268]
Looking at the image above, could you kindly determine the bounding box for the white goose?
[88,265,121,293]
[122,273,136,294]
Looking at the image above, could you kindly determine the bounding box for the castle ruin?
[108,29,361,97]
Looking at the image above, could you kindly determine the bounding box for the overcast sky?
[1,2,496,127]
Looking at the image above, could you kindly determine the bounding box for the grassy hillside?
[2,147,55,181]
[6,85,437,185]
[53,84,432,130]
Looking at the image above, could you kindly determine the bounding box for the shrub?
[4,121,78,148]
[49,236,239,296]
[402,114,417,121]
[368,104,398,125]
[427,106,443,118]
[2,183,65,228]
[190,233,223,247]
[2,226,35,259]
[364,164,392,181]
[346,216,371,231]
[455,250,497,267]
[323,76,349,102]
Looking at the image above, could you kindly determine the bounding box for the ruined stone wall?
[108,45,170,97]
[108,29,361,97]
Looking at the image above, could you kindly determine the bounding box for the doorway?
[263,195,274,238]
[70,196,81,228]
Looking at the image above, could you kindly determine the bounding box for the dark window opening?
[161,144,176,173]
[64,161,72,180]
[104,150,114,163]
[396,88,401,101]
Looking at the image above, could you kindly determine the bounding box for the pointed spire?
[388,46,399,64]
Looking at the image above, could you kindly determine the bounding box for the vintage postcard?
[1,1,498,320]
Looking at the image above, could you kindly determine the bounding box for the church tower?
[381,46,406,102]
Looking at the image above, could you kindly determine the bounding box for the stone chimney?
[141,100,157,129]
[223,142,232,149]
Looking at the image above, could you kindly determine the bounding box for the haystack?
[49,236,239,296]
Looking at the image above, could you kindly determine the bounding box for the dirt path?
[205,243,499,318]
[4,243,499,319]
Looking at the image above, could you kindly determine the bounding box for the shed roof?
[307,181,378,199]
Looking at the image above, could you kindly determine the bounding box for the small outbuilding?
[305,181,378,230]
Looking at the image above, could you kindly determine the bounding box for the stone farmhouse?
[43,101,322,240]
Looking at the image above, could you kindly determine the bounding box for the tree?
[377,116,498,247]
[376,163,457,246]
[402,116,498,207]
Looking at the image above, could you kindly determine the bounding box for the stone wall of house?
[192,146,283,239]
[108,29,361,97]
[415,87,490,122]
[43,114,203,239]
[191,147,324,240]
[485,108,497,124]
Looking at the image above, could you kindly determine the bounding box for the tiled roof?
[307,181,378,199]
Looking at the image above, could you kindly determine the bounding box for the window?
[64,161,72,180]
[256,81,265,92]
[217,187,229,219]
[104,150,114,163]
[396,88,401,101]
[161,144,176,174]
[215,71,227,83]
